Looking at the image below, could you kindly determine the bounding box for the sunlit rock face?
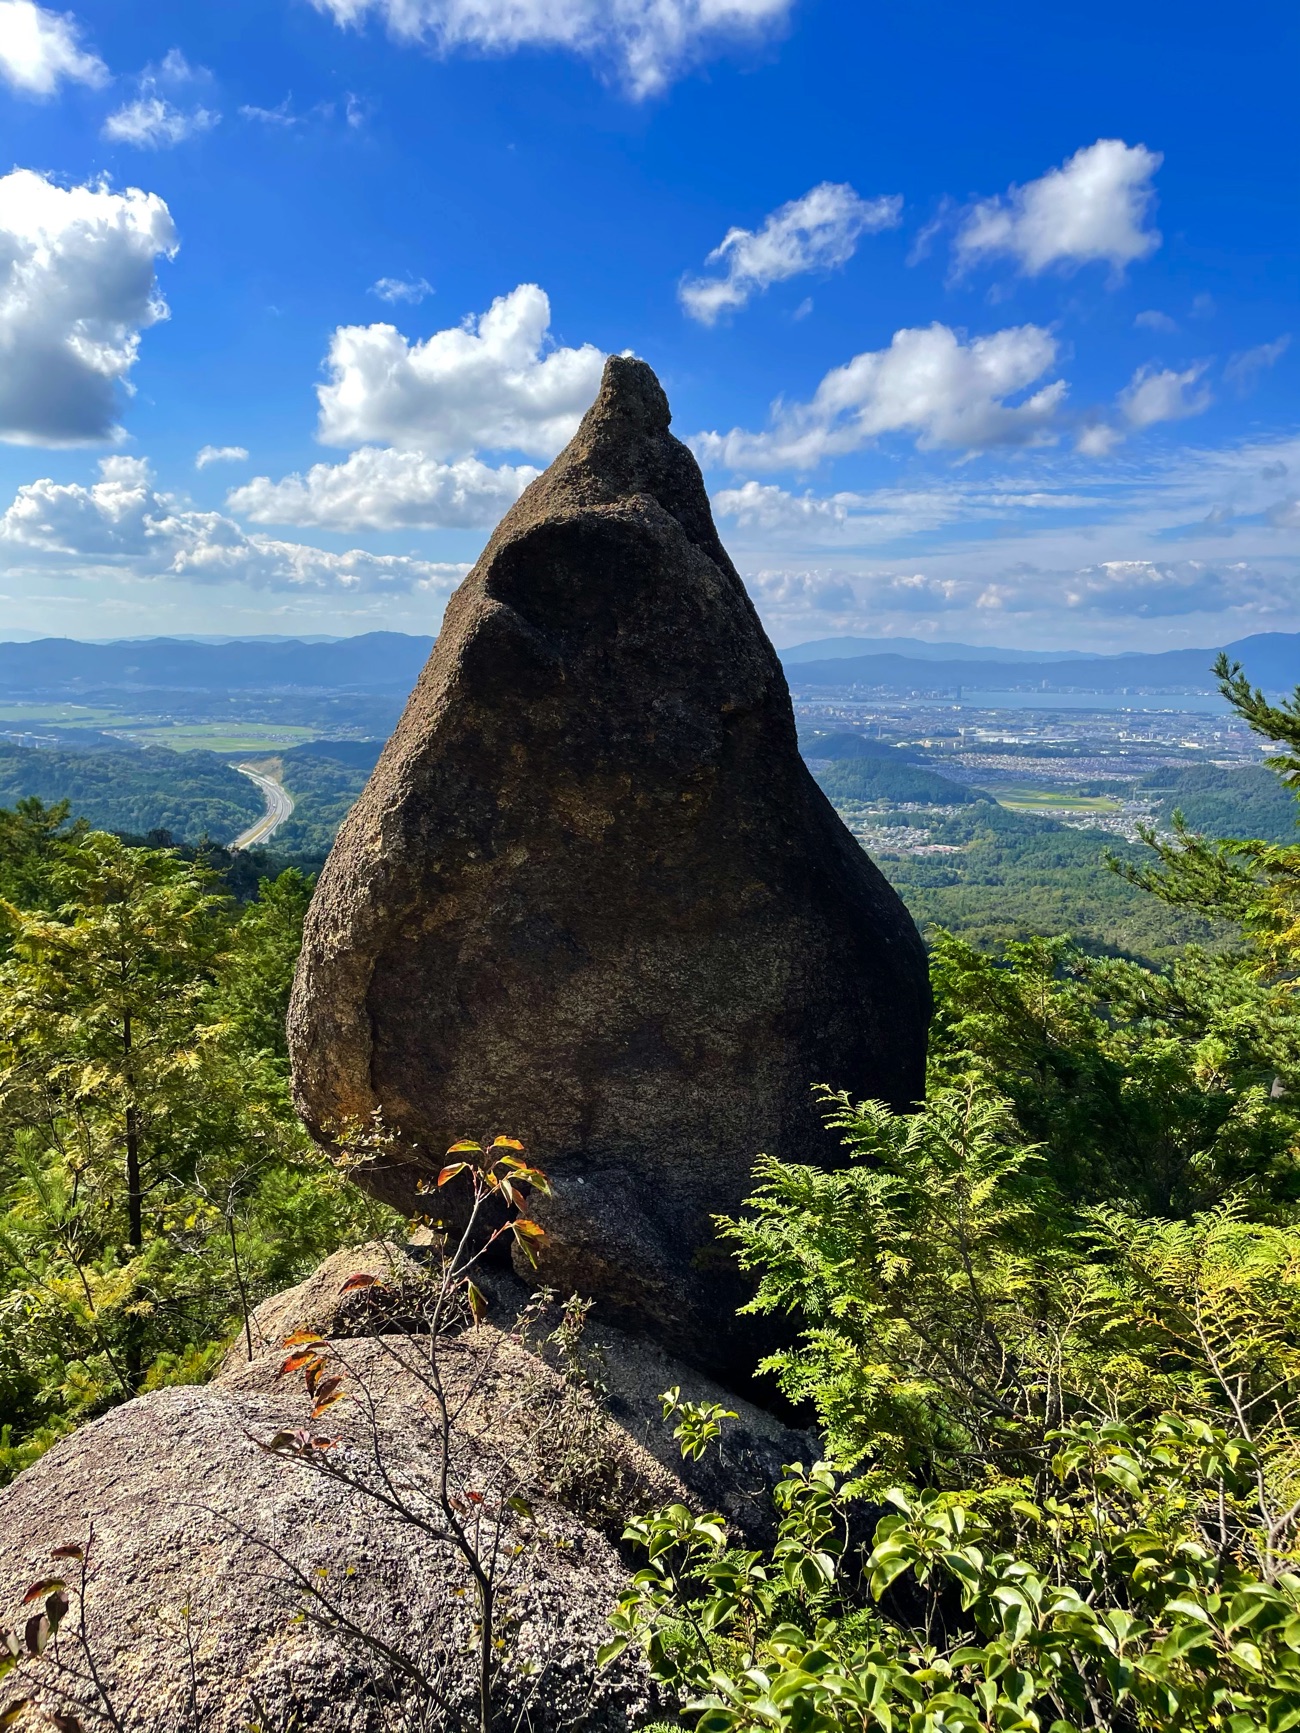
[288,354,931,1378]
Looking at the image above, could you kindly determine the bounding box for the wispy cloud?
[306,0,797,99]
[719,432,1300,647]
[371,275,433,304]
[1224,335,1291,393]
[679,183,902,325]
[103,49,218,149]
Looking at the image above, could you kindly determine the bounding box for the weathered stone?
[288,354,930,1375]
[0,1252,813,1732]
[217,1238,426,1375]
[0,1341,656,1732]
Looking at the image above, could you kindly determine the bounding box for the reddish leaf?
[279,1350,323,1378]
[49,1545,84,1562]
[311,1375,343,1406]
[304,1361,323,1397]
[312,1390,345,1418]
[437,1162,469,1188]
[513,1218,546,1240]
[445,1141,482,1155]
[339,1273,380,1293]
[22,1579,64,1605]
[466,1491,485,1504]
[282,1330,325,1347]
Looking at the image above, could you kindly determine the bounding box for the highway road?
[231,764,295,849]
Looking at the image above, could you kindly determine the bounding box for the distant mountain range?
[0,630,1295,701]
[782,633,1299,696]
[779,635,1111,665]
[0,633,434,696]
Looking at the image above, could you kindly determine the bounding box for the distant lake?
[910,689,1237,715]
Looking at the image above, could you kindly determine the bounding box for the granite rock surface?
[0,1251,811,1731]
[288,354,931,1374]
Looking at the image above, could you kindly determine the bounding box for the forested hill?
[0,744,263,843]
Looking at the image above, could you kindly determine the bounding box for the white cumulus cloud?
[1057,559,1249,617]
[695,322,1065,469]
[0,457,464,592]
[0,169,178,446]
[955,138,1162,278]
[316,283,605,458]
[679,183,902,325]
[0,0,105,96]
[714,480,874,532]
[229,446,537,531]
[1119,362,1212,430]
[196,445,249,469]
[307,0,795,97]
[746,568,859,615]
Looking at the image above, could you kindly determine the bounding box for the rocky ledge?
[0,1244,811,1732]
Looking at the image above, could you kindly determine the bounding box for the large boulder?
[288,354,930,1375]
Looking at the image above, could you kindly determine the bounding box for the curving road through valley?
[231,764,294,849]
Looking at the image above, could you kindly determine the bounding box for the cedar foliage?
[610,657,1300,1733]
[0,818,393,1481]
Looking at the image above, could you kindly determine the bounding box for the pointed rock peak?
[584,353,671,439]
[289,340,932,1380]
[526,351,726,565]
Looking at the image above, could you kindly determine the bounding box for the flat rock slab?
[0,1336,660,1733]
[289,354,931,1375]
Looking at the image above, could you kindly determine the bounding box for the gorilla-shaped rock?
[288,355,930,1377]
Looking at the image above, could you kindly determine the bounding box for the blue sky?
[0,0,1295,650]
